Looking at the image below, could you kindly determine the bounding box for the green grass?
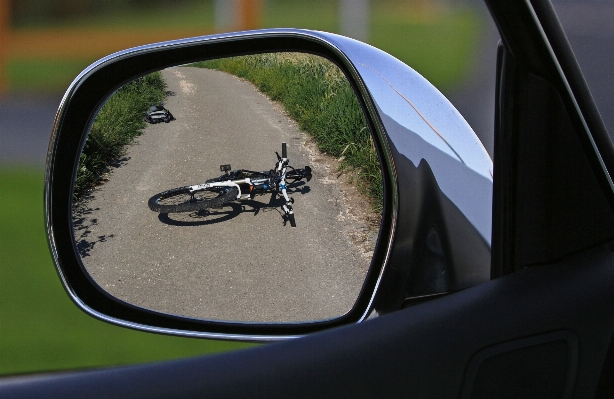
[0,167,251,376]
[6,1,482,93]
[13,1,215,30]
[370,6,481,90]
[6,59,92,92]
[193,54,382,212]
[75,72,167,198]
[264,0,338,32]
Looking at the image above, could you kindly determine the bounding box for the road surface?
[73,66,375,323]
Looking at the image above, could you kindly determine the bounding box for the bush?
[74,72,166,198]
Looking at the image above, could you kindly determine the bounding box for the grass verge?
[0,167,251,375]
[74,72,167,198]
[193,54,383,212]
[7,59,93,92]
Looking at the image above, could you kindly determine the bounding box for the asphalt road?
[73,67,373,323]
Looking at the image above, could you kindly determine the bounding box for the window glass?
[551,0,614,139]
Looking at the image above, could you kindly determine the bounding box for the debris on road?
[144,103,175,124]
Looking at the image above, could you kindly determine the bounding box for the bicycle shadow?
[158,202,242,226]
[288,181,310,195]
[157,184,310,227]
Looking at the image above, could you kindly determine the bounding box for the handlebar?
[272,143,311,227]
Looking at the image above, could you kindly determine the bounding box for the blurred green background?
[5,0,482,92]
[0,0,490,376]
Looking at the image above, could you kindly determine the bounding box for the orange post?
[237,0,262,31]
[0,0,10,93]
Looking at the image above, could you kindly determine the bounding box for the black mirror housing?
[46,29,492,341]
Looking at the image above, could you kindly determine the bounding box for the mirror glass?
[72,53,383,323]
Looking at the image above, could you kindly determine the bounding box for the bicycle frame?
[188,173,274,201]
[149,143,310,226]
[192,158,292,199]
[189,144,300,224]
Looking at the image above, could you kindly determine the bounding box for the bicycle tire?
[148,185,238,213]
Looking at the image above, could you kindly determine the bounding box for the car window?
[440,1,499,159]
[551,0,614,140]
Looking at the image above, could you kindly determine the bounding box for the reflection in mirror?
[72,53,382,323]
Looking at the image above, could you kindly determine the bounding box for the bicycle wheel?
[148,185,238,213]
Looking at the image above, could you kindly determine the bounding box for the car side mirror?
[46,29,492,341]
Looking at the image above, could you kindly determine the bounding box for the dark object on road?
[144,103,174,124]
